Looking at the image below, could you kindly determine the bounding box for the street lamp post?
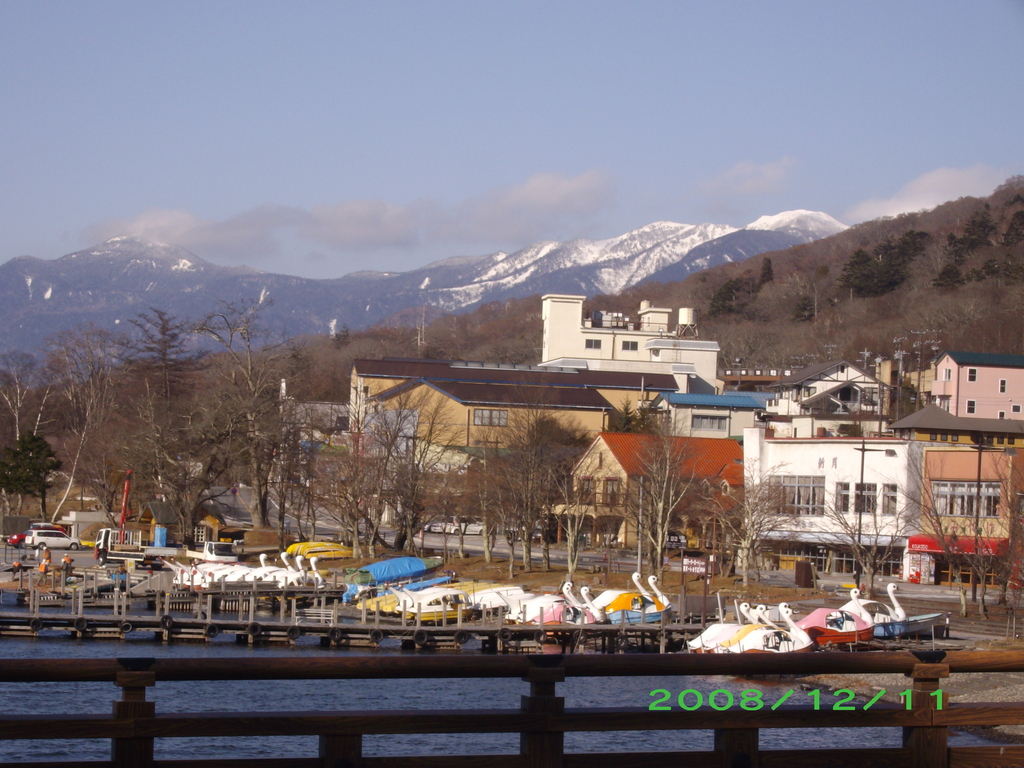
[852,439,897,591]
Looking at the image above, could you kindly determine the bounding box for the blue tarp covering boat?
[344,556,444,586]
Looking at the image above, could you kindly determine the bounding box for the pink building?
[931,351,1024,419]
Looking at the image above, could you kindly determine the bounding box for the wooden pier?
[1,651,1023,767]
[0,582,698,652]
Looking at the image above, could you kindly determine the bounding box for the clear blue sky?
[2,1,1022,279]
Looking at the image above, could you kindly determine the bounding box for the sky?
[1,1,1023,280]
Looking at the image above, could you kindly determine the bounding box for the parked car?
[424,521,447,534]
[23,529,81,550]
[461,521,485,536]
[6,524,66,547]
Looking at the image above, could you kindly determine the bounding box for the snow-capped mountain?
[0,210,845,352]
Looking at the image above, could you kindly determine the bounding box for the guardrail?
[1,651,1024,767]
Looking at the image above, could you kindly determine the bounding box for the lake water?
[0,632,997,762]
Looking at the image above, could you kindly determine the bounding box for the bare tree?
[717,467,795,586]
[485,408,585,573]
[194,298,291,529]
[359,384,462,553]
[44,326,126,520]
[626,432,707,580]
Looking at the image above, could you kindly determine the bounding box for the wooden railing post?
[521,665,565,768]
[319,734,362,768]
[902,661,950,768]
[111,670,156,768]
[714,726,758,768]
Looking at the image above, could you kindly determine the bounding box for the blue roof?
[661,393,765,409]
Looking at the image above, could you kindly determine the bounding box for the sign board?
[681,557,708,575]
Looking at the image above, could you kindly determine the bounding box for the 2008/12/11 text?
[648,688,944,711]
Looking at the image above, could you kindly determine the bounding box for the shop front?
[905,534,1008,586]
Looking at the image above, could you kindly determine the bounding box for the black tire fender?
[616,634,630,650]
[497,626,513,642]
[203,624,220,638]
[454,629,471,645]
[29,618,43,632]
[74,617,88,632]
[413,629,430,647]
[286,625,302,641]
[328,627,345,643]
[246,622,262,637]
[369,628,384,644]
[119,621,133,634]
[534,630,546,644]
[160,615,174,630]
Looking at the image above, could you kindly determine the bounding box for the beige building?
[350,357,679,446]
[539,294,720,394]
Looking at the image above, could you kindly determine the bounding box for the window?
[692,415,727,431]
[774,476,825,516]
[1000,379,1007,393]
[966,400,976,414]
[951,435,959,442]
[1014,405,1022,414]
[473,408,508,427]
[855,483,878,515]
[837,482,877,514]
[999,411,1006,420]
[931,481,1000,517]
[882,484,898,515]
[602,478,621,506]
[943,368,952,381]
[968,368,978,382]
[836,482,850,512]
[578,477,595,504]
[929,433,938,441]
[621,340,638,351]
[585,339,602,350]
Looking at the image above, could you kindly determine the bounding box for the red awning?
[907,534,1008,557]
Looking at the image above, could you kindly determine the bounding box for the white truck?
[184,540,238,563]
[93,528,180,569]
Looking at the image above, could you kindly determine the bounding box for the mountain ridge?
[0,210,845,352]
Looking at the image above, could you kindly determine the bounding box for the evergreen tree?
[1003,210,1024,248]
[838,249,876,297]
[792,295,815,322]
[933,263,964,289]
[0,433,62,520]
[758,257,774,286]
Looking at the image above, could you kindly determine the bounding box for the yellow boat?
[359,580,508,613]
[285,541,353,560]
[394,587,473,623]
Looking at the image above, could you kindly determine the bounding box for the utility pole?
[910,329,939,408]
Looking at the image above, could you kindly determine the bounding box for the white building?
[768,360,884,419]
[743,427,924,580]
[540,294,719,394]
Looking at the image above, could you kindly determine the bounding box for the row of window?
[584,339,640,351]
[943,367,1014,395]
[772,476,1003,518]
[964,400,1022,416]
[773,476,899,516]
[577,477,621,505]
[473,408,508,427]
[928,433,1017,444]
[774,475,897,518]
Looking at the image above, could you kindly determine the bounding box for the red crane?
[117,470,133,530]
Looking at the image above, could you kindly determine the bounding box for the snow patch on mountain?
[745,210,847,239]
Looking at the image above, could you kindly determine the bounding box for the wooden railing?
[2,651,1024,767]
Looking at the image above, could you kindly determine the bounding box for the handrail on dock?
[2,650,1024,768]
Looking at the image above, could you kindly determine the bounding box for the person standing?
[61,554,73,584]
